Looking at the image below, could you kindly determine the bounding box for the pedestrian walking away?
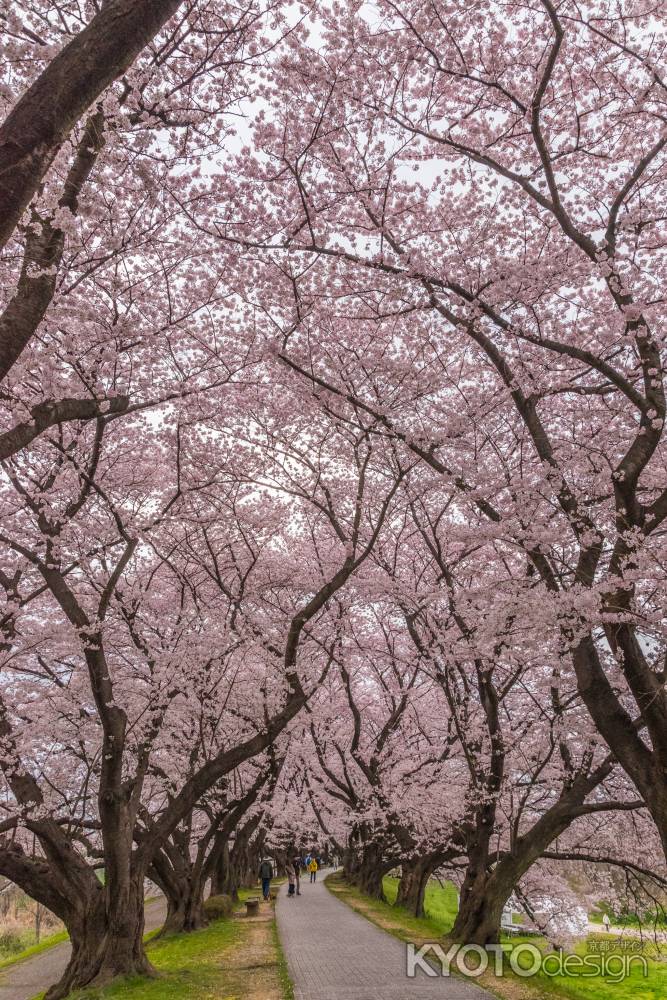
[293,856,302,895]
[259,857,274,900]
[308,857,318,883]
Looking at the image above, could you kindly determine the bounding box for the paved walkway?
[276,874,491,1000]
[0,897,166,1000]
[586,920,667,941]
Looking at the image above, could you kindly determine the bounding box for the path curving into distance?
[276,873,492,1000]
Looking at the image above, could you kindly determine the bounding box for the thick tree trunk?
[356,864,385,899]
[162,880,207,935]
[351,843,388,901]
[342,841,365,884]
[150,842,207,936]
[209,840,231,898]
[0,822,154,1000]
[450,866,510,946]
[396,857,435,918]
[572,634,667,862]
[450,876,507,947]
[210,840,248,901]
[45,877,153,1000]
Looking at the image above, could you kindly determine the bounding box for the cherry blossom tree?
[1,0,666,981]
[0,0,288,417]
[214,0,667,860]
[0,358,404,996]
[149,756,279,934]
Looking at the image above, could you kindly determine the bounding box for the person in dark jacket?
[259,857,273,900]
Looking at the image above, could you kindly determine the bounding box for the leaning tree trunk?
[353,843,389,901]
[396,856,436,918]
[451,753,619,948]
[46,874,153,1000]
[450,801,580,947]
[572,633,667,864]
[161,873,207,935]
[449,820,515,948]
[450,868,509,947]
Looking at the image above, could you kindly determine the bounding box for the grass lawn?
[30,889,292,1000]
[326,873,667,1000]
[382,875,460,932]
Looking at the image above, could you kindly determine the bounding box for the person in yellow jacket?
[308,858,318,883]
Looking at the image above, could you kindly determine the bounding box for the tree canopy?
[0,3,665,996]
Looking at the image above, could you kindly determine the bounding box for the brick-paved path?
[276,873,493,1000]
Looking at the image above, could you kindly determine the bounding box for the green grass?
[28,888,290,1000]
[51,918,243,1000]
[0,929,69,971]
[326,873,458,948]
[382,875,460,931]
[327,873,667,1000]
[272,919,294,1000]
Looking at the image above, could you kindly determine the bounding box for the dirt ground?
[224,897,288,1000]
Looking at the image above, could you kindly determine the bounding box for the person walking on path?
[293,856,302,895]
[259,857,274,901]
[308,858,318,883]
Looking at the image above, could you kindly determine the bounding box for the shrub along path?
[276,871,491,1000]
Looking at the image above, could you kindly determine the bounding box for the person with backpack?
[308,857,318,883]
[258,857,273,901]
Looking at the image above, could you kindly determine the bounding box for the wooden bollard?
[245,897,260,917]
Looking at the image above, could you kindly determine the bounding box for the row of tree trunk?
[343,767,622,947]
[344,846,515,945]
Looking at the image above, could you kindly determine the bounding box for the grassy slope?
[326,874,667,1000]
[0,931,69,971]
[30,889,292,1000]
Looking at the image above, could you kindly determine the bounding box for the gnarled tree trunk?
[46,874,152,1000]
[396,855,440,918]
[450,867,509,947]
[161,880,207,936]
[351,842,391,901]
